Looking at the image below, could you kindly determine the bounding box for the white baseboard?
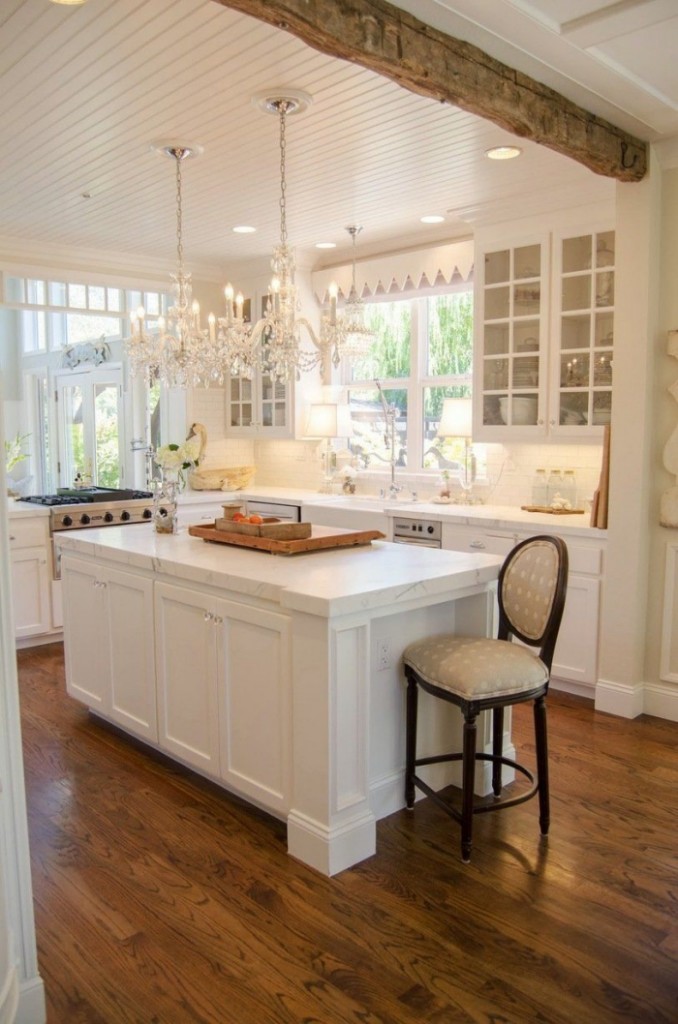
[595,678,645,718]
[643,681,678,722]
[550,676,595,700]
[286,808,376,876]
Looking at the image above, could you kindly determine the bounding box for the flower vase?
[153,475,179,534]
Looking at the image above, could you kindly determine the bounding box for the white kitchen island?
[57,524,503,875]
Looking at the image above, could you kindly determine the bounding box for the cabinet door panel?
[11,545,51,637]
[61,556,108,708]
[216,601,291,814]
[552,575,600,686]
[155,583,219,774]
[106,568,157,741]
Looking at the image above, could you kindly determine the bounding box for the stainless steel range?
[19,488,154,580]
[20,487,154,531]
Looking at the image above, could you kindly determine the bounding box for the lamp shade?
[438,397,472,438]
[305,403,338,438]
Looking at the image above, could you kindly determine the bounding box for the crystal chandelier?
[321,225,376,367]
[247,94,325,383]
[126,144,215,389]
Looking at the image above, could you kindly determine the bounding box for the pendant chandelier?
[247,93,325,383]
[127,143,218,389]
[321,225,376,366]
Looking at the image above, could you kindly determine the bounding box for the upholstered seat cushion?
[403,635,549,700]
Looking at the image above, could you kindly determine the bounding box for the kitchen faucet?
[374,379,403,499]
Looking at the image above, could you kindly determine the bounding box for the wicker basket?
[188,465,256,491]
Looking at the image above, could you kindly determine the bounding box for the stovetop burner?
[20,487,153,507]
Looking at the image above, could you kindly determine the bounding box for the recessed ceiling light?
[315,242,337,249]
[233,225,256,234]
[420,215,445,224]
[486,145,522,161]
[49,0,88,5]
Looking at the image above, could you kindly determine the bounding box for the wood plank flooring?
[16,643,678,1024]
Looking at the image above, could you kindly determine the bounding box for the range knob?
[62,515,73,527]
[120,510,131,522]
[427,525,435,534]
[142,508,152,520]
[104,512,114,523]
[80,513,91,526]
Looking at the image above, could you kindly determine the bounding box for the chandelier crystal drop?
[126,145,223,389]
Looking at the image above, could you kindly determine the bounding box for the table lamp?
[438,397,475,503]
[306,403,338,493]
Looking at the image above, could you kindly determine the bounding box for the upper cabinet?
[474,224,614,442]
[475,234,549,440]
[551,227,614,435]
[227,368,292,438]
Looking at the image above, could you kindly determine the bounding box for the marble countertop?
[56,524,502,619]
[7,498,50,519]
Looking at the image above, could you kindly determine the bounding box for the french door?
[55,366,124,489]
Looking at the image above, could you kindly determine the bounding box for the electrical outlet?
[377,639,391,671]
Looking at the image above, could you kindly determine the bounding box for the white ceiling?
[0,0,674,276]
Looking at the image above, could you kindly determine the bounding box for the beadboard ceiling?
[0,0,673,276]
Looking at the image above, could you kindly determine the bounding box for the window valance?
[311,239,474,302]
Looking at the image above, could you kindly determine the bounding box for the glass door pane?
[94,382,121,487]
[62,384,86,485]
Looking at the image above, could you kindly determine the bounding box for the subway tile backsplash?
[189,391,603,506]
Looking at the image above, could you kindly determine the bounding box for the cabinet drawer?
[9,518,49,549]
[562,542,603,576]
[442,524,519,556]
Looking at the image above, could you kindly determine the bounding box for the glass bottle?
[562,470,578,509]
[546,469,563,506]
[531,468,548,506]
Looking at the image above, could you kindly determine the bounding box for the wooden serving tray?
[188,523,385,555]
[214,517,312,540]
[520,505,585,515]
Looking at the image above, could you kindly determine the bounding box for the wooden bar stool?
[403,534,569,863]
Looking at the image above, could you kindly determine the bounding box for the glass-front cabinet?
[475,235,549,439]
[227,369,291,437]
[475,226,614,441]
[552,227,614,434]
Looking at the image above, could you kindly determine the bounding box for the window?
[2,274,167,353]
[344,289,475,474]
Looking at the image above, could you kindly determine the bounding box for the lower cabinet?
[9,514,54,639]
[441,522,604,690]
[61,555,157,742]
[154,581,292,814]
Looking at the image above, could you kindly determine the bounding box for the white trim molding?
[660,542,678,681]
[595,678,645,719]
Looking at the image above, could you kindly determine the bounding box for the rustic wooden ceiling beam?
[213,0,647,182]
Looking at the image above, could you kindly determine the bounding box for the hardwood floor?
[16,643,678,1024]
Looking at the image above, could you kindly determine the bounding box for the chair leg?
[461,711,478,863]
[405,674,418,809]
[534,696,550,836]
[492,707,504,797]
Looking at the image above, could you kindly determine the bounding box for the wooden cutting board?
[521,505,585,515]
[188,522,385,555]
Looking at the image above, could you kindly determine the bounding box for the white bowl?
[498,396,537,425]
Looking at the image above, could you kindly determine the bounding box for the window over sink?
[342,288,482,475]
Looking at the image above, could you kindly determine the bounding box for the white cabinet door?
[11,545,51,638]
[104,567,157,742]
[154,582,220,775]
[215,599,291,815]
[61,556,108,710]
[552,574,600,685]
[61,556,158,740]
